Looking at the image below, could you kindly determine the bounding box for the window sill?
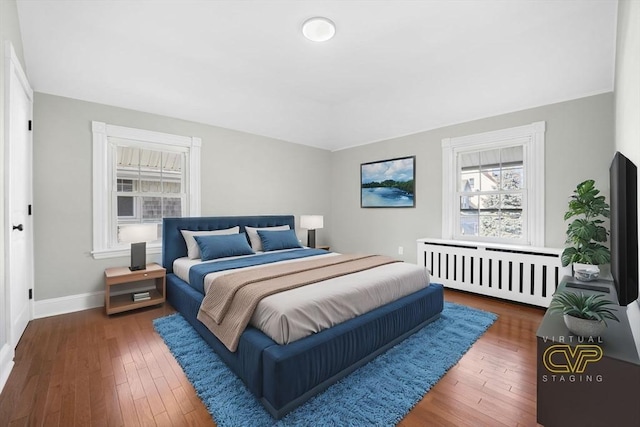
[452,235,529,247]
[92,243,162,260]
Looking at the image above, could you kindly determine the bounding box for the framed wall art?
[361,156,415,208]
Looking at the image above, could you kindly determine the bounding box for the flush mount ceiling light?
[302,17,336,42]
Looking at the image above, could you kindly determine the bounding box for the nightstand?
[104,263,166,315]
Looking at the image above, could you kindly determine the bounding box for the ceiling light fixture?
[302,17,336,42]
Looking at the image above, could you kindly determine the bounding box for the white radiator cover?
[417,238,572,307]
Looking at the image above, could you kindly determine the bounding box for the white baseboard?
[34,291,105,319]
[0,343,14,395]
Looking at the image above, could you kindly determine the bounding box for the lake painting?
[361,156,415,208]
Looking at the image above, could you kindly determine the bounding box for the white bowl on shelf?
[573,263,600,282]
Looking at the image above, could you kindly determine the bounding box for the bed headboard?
[162,215,296,273]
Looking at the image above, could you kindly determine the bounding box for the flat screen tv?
[609,151,638,306]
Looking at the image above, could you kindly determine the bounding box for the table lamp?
[300,215,323,248]
[119,223,158,271]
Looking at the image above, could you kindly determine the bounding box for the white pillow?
[180,226,240,259]
[245,225,290,251]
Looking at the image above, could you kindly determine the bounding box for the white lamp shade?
[119,223,158,243]
[300,215,324,230]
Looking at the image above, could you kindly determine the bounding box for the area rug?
[153,302,497,426]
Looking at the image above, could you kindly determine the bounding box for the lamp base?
[130,242,147,271]
[307,229,316,248]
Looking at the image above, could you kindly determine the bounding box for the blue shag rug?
[153,302,497,426]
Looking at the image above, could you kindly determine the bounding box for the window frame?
[441,121,545,247]
[92,121,201,259]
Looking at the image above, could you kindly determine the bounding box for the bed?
[162,215,444,419]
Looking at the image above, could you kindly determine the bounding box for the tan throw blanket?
[197,254,400,351]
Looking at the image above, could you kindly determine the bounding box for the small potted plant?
[561,179,611,281]
[548,291,619,337]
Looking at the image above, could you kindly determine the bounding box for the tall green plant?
[561,180,611,267]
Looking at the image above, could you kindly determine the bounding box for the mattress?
[173,250,431,345]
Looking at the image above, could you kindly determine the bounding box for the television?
[609,151,639,306]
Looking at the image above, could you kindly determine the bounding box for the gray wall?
[329,93,615,264]
[30,93,616,301]
[32,93,331,300]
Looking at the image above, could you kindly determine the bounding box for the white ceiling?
[16,0,618,151]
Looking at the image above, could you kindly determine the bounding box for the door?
[5,42,34,348]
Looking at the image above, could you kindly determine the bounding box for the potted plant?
[548,291,619,337]
[561,179,611,281]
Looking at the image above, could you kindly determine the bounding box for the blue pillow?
[257,229,302,251]
[194,233,254,261]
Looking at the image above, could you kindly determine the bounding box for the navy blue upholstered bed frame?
[162,215,444,419]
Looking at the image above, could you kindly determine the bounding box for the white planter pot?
[563,314,606,337]
[573,263,600,282]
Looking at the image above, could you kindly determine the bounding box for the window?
[115,147,184,225]
[442,122,545,246]
[458,146,524,239]
[92,122,201,259]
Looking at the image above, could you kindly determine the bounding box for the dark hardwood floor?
[0,289,544,426]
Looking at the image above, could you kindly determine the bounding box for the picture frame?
[361,156,415,208]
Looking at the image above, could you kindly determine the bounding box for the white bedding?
[173,250,430,345]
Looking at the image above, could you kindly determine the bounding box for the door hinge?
[28,120,32,131]
[28,289,33,300]
[28,204,32,216]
